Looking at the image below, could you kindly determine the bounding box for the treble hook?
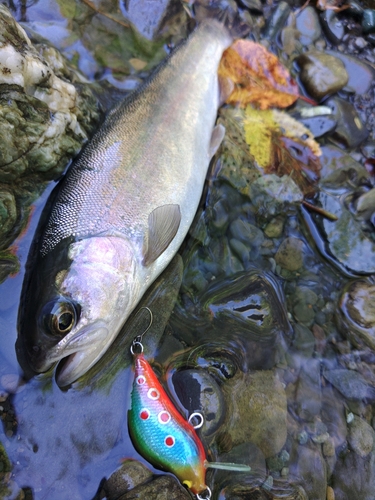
[130,307,153,355]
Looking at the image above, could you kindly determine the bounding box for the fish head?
[17,235,142,387]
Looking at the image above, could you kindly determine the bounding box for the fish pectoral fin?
[209,124,226,158]
[142,204,181,266]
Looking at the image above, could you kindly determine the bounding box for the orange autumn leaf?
[219,40,299,110]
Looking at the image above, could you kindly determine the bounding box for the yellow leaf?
[243,106,322,196]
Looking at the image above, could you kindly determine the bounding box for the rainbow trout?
[17,19,232,386]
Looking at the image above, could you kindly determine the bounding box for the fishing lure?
[127,310,250,499]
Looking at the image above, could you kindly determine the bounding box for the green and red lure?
[127,315,251,499]
[128,345,210,498]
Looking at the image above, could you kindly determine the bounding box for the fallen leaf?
[315,0,349,12]
[243,106,321,196]
[218,40,299,110]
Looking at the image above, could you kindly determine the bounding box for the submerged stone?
[323,368,375,402]
[275,237,304,272]
[347,416,375,458]
[118,474,191,499]
[297,51,349,102]
[104,460,153,499]
[221,369,288,458]
[337,280,375,351]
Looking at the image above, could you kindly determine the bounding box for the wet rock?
[289,444,327,500]
[311,188,375,275]
[337,280,375,351]
[295,360,322,420]
[362,9,375,34]
[319,144,370,187]
[323,368,375,402]
[105,460,153,499]
[347,416,374,457]
[262,1,291,41]
[332,445,375,500]
[249,175,303,219]
[0,190,16,242]
[326,97,368,148]
[275,237,304,272]
[295,6,321,45]
[326,52,375,95]
[118,474,191,499]
[297,51,349,102]
[171,369,225,436]
[123,0,183,40]
[0,5,100,182]
[320,10,344,45]
[221,370,288,458]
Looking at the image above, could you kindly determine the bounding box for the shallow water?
[1,0,375,499]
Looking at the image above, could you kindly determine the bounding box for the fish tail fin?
[194,0,251,39]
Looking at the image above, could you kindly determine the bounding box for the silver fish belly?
[17,19,232,386]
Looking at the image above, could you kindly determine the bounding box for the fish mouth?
[38,322,110,387]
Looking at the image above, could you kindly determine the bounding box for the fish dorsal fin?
[209,124,226,158]
[142,204,181,266]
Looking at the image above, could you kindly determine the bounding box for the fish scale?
[128,353,207,494]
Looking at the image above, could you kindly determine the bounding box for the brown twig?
[302,200,338,221]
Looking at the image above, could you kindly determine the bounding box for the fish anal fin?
[209,124,225,158]
[142,204,181,266]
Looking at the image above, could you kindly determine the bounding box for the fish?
[16,18,233,386]
[128,352,208,496]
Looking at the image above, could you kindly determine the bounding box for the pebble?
[362,9,375,34]
[264,216,284,238]
[295,6,322,45]
[348,415,375,457]
[320,9,344,45]
[323,437,336,457]
[327,485,335,500]
[262,1,291,41]
[297,51,349,102]
[326,97,368,149]
[275,237,304,271]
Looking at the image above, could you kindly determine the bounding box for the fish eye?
[40,298,80,337]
